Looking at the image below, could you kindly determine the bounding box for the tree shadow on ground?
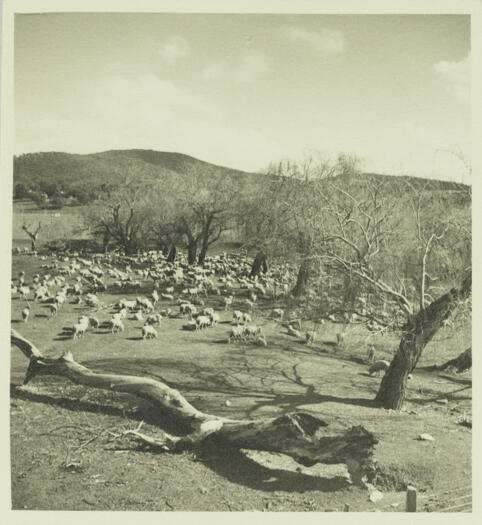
[82,356,377,417]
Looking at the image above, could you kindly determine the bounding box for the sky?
[14,13,471,182]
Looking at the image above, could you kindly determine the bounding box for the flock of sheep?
[11,248,389,376]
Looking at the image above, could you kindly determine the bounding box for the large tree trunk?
[187,242,197,266]
[167,244,177,263]
[250,251,268,278]
[10,329,378,484]
[198,242,209,266]
[292,259,310,297]
[375,273,472,410]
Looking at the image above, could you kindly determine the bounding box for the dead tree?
[22,222,42,252]
[10,328,378,484]
[308,176,471,410]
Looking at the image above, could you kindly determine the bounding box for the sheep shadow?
[11,320,21,324]
[126,336,143,341]
[53,336,72,341]
[35,314,49,318]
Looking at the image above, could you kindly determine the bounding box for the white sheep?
[196,315,211,330]
[73,317,89,338]
[242,312,252,324]
[223,295,234,311]
[368,360,390,377]
[232,310,243,324]
[109,318,124,334]
[21,306,30,323]
[161,293,175,301]
[243,325,263,340]
[19,286,30,300]
[142,324,158,340]
[305,331,316,346]
[228,325,245,344]
[271,308,284,321]
[208,312,220,327]
[133,311,144,321]
[151,290,159,304]
[146,313,162,326]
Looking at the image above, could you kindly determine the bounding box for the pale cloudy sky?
[15,13,470,182]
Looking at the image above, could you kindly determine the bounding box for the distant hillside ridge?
[13,149,469,205]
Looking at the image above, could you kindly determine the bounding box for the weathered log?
[10,328,378,482]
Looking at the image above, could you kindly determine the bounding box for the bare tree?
[311,176,471,409]
[86,179,150,256]
[22,222,42,252]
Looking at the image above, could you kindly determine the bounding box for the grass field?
[9,253,472,511]
[12,200,86,250]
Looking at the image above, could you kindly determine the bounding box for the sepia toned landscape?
[8,11,472,513]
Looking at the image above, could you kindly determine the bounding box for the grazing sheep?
[109,318,125,334]
[232,310,243,324]
[161,293,175,301]
[73,318,89,339]
[146,313,162,326]
[208,312,220,327]
[202,307,215,317]
[368,360,390,377]
[271,308,284,321]
[196,315,211,330]
[305,331,316,346]
[184,304,197,319]
[242,312,252,324]
[89,317,100,329]
[243,325,263,340]
[245,299,254,311]
[19,286,30,300]
[133,311,144,321]
[223,295,234,311]
[21,306,30,323]
[142,324,158,340]
[228,325,245,344]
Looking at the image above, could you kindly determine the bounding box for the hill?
[13,150,259,203]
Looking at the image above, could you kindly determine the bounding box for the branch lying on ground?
[11,328,378,483]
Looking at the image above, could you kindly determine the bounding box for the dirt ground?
[10,254,472,512]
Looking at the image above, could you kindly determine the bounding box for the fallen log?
[11,328,378,483]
